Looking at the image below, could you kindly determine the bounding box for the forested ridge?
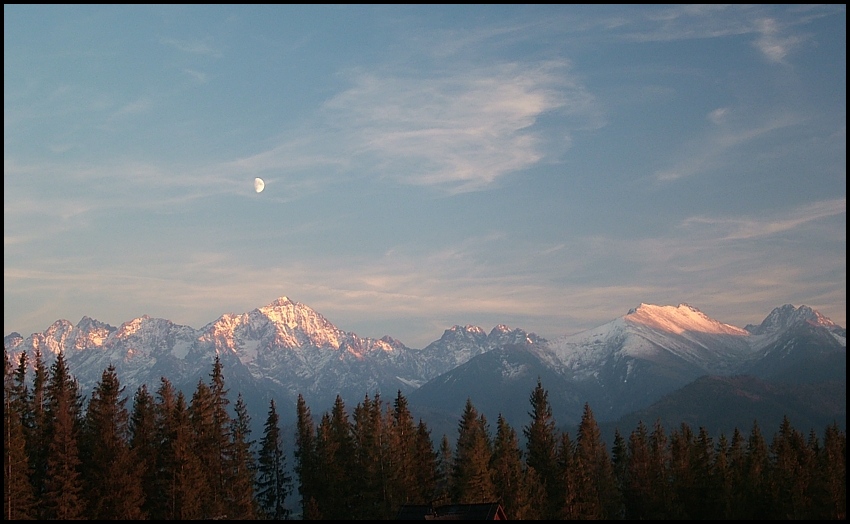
[4,348,846,520]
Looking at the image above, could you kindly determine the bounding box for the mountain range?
[4,297,845,444]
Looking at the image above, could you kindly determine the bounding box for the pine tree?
[573,403,620,519]
[257,399,291,520]
[610,428,628,517]
[813,422,846,519]
[4,349,36,519]
[129,383,159,519]
[388,390,418,510]
[294,393,319,519]
[556,430,578,520]
[189,357,232,519]
[434,434,454,506]
[490,414,526,520]
[313,396,357,520]
[156,378,206,520]
[667,422,695,518]
[80,364,145,519]
[452,398,495,504]
[227,393,259,519]
[769,415,814,519]
[41,351,86,520]
[351,393,388,518]
[623,420,653,519]
[412,419,439,506]
[522,378,560,519]
[648,419,672,518]
[25,347,49,515]
[740,420,772,519]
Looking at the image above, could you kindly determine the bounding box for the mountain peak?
[625,303,748,336]
[745,304,837,335]
[269,296,293,307]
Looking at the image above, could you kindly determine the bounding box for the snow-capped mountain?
[408,303,846,431]
[4,298,845,437]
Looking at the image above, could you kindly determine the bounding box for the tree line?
[4,348,846,520]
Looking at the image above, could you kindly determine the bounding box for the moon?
[254,177,265,193]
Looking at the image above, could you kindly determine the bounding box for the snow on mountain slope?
[547,303,757,379]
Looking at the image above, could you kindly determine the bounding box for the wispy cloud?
[680,198,846,240]
[322,61,600,193]
[753,17,804,63]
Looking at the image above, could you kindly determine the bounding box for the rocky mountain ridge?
[5,298,845,437]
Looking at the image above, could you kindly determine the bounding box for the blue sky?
[4,5,845,348]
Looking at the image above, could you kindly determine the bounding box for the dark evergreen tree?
[227,393,259,519]
[156,378,206,520]
[555,430,578,520]
[725,427,748,518]
[522,378,560,519]
[451,398,495,504]
[351,393,389,518]
[388,390,418,511]
[490,414,527,520]
[769,415,814,519]
[41,351,86,520]
[647,419,672,518]
[294,393,319,519]
[412,419,439,506]
[129,383,159,519]
[812,422,846,519]
[623,420,653,519]
[25,347,49,515]
[80,364,145,519]
[312,395,357,519]
[257,399,291,520]
[434,434,454,506]
[667,422,695,518]
[740,420,772,519]
[4,349,36,519]
[573,403,620,519]
[610,428,628,518]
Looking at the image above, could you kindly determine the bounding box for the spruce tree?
[452,398,495,504]
[434,434,454,506]
[4,349,36,519]
[257,398,291,520]
[412,419,439,506]
[26,347,49,515]
[573,403,619,519]
[294,393,318,519]
[41,351,86,520]
[624,420,653,519]
[129,384,159,519]
[351,393,388,518]
[490,414,526,520]
[227,393,259,519]
[523,378,560,519]
[80,364,145,519]
[813,422,846,519]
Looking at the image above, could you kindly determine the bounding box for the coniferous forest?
[4,348,846,520]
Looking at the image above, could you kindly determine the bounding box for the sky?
[4,5,846,349]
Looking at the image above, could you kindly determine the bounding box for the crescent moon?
[254,177,265,193]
